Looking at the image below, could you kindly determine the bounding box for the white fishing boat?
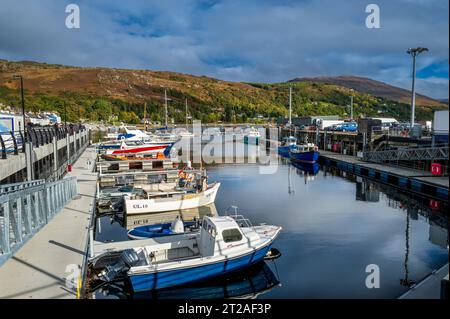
[93,214,282,291]
[124,171,220,215]
[124,183,220,215]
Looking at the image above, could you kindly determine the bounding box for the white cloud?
[0,0,448,98]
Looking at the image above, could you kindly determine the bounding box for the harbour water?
[93,157,448,299]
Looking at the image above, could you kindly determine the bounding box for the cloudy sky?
[0,0,448,99]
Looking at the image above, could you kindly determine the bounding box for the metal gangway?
[0,177,77,266]
[363,145,449,163]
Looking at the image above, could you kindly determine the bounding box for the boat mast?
[185,98,188,129]
[143,102,147,131]
[288,85,292,127]
[164,89,168,129]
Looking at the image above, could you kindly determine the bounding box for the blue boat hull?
[129,244,272,292]
[278,145,295,157]
[131,261,279,299]
[289,150,320,164]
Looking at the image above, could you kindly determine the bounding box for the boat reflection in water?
[94,261,280,299]
[291,162,320,175]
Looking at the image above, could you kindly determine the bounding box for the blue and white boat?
[127,217,199,240]
[94,215,281,292]
[289,143,319,164]
[97,261,280,299]
[278,136,297,157]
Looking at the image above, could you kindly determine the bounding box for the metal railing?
[363,145,449,163]
[0,180,45,195]
[0,125,87,159]
[0,176,77,266]
[46,141,89,182]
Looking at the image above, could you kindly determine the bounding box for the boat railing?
[229,215,253,228]
[224,206,253,228]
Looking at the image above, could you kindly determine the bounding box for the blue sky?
[0,0,448,99]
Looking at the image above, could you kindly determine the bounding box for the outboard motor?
[98,249,140,283]
[170,216,184,234]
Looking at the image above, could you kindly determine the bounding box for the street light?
[12,75,26,139]
[348,89,354,120]
[407,47,428,128]
[62,101,68,127]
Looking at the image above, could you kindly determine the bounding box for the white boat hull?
[125,183,220,215]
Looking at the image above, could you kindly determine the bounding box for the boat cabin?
[292,143,316,153]
[199,216,259,257]
[282,136,297,146]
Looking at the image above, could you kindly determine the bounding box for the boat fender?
[264,248,282,260]
[171,216,184,233]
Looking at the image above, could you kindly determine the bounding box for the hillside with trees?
[0,60,446,124]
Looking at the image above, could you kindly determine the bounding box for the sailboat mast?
[164,89,168,128]
[185,98,188,129]
[143,102,147,131]
[289,85,292,126]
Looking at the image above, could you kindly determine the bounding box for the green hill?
[0,59,446,124]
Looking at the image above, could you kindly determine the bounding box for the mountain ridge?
[288,75,444,106]
[0,59,446,124]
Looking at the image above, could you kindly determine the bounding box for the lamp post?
[64,102,67,127]
[406,47,428,128]
[12,75,26,138]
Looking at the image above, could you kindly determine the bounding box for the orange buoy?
[156,152,165,159]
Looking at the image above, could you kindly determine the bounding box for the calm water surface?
[94,158,448,299]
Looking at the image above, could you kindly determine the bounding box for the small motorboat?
[104,140,172,156]
[278,136,297,157]
[92,215,282,291]
[100,153,166,162]
[289,143,320,164]
[127,217,199,240]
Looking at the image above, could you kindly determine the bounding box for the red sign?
[431,163,442,175]
[429,199,441,210]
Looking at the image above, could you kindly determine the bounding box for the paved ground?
[0,147,97,299]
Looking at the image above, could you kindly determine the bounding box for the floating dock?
[319,151,448,200]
